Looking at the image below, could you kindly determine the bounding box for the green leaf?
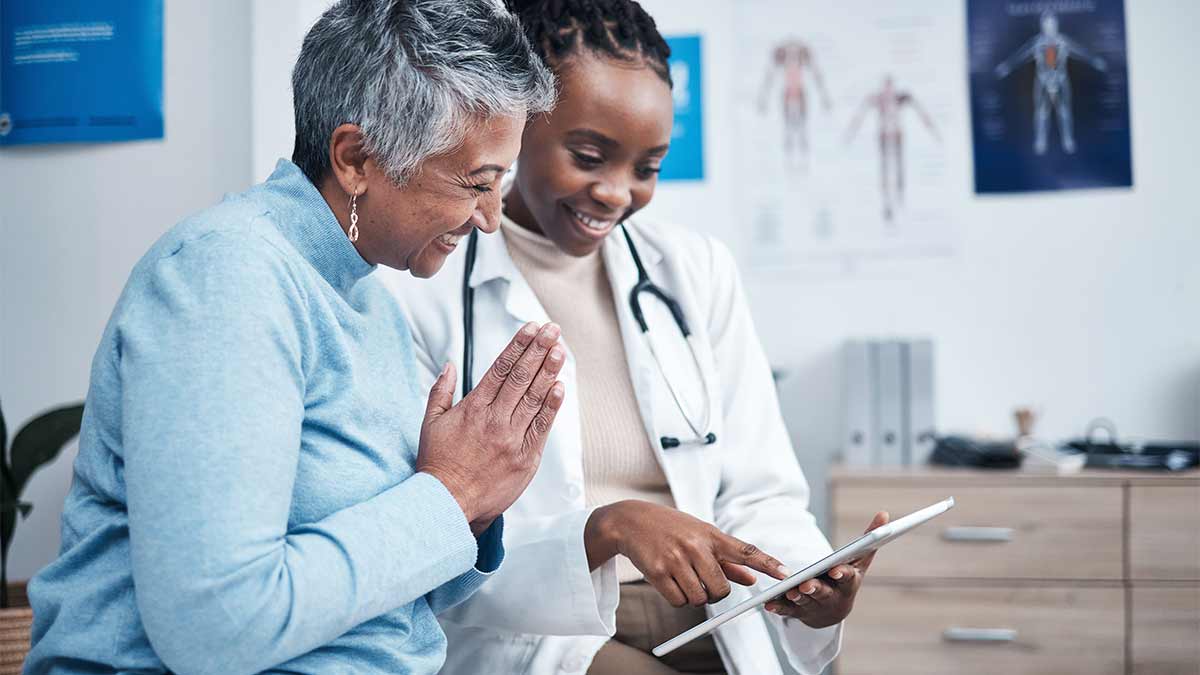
[0,397,11,518]
[2,403,82,585]
[0,475,14,567]
[10,404,84,498]
[0,460,16,511]
[1,397,8,455]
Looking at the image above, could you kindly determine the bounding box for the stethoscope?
[460,223,717,450]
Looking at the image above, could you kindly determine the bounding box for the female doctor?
[383,1,885,673]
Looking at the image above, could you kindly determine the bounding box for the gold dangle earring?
[348,189,361,243]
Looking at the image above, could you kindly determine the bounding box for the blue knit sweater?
[25,160,502,675]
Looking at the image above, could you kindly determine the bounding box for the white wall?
[636,0,1200,524]
[251,0,336,182]
[0,1,252,580]
[245,1,1200,527]
[4,0,1197,583]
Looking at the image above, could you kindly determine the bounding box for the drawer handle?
[941,526,1014,542]
[943,627,1018,643]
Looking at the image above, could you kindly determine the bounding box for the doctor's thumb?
[423,362,457,421]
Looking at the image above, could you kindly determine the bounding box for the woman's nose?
[589,177,633,213]
[471,190,503,234]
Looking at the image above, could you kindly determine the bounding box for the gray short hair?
[292,0,556,185]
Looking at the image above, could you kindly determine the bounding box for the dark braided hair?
[504,0,672,86]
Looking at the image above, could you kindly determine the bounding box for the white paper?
[734,0,968,275]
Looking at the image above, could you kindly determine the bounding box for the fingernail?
[548,346,564,362]
[831,570,843,580]
[521,322,537,336]
[544,322,561,338]
[440,362,450,377]
[804,584,816,595]
[778,565,793,577]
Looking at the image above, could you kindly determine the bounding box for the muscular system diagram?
[993,12,1107,155]
[758,38,830,172]
[844,75,939,222]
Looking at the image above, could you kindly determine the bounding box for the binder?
[905,339,936,464]
[876,341,905,465]
[843,337,937,466]
[843,341,875,465]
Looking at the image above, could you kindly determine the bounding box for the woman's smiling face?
[504,51,674,257]
[358,113,525,278]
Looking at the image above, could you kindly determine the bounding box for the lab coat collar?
[463,223,515,290]
[600,220,664,296]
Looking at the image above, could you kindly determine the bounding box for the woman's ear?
[327,123,369,197]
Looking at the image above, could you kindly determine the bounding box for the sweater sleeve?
[119,234,486,675]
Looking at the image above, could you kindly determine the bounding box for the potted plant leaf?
[0,399,84,667]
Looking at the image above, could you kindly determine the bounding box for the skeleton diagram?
[994,12,1107,155]
[844,75,938,223]
[758,39,829,171]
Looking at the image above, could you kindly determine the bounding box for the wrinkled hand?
[586,500,787,607]
[763,511,889,628]
[419,322,565,534]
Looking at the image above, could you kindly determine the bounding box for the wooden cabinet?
[1131,587,1200,674]
[829,467,1200,675]
[1129,486,1200,581]
[838,586,1124,675]
[833,485,1123,581]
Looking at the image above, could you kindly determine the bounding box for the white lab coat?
[379,218,841,675]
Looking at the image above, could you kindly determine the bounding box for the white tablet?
[652,496,956,658]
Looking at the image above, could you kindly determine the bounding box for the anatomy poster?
[735,0,967,275]
[968,0,1132,193]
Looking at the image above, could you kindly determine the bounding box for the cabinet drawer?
[1130,486,1200,580]
[1131,586,1200,674]
[832,485,1123,580]
[836,586,1124,675]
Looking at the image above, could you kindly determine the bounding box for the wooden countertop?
[829,464,1200,487]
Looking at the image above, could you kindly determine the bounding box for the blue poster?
[661,35,704,182]
[0,0,163,146]
[968,0,1132,193]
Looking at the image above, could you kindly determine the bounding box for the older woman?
[25,1,557,673]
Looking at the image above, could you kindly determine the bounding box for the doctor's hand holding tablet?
[654,497,957,658]
[762,510,890,628]
[585,501,890,623]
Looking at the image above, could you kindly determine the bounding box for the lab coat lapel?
[469,226,584,508]
[469,225,552,326]
[604,223,725,515]
[602,223,677,477]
